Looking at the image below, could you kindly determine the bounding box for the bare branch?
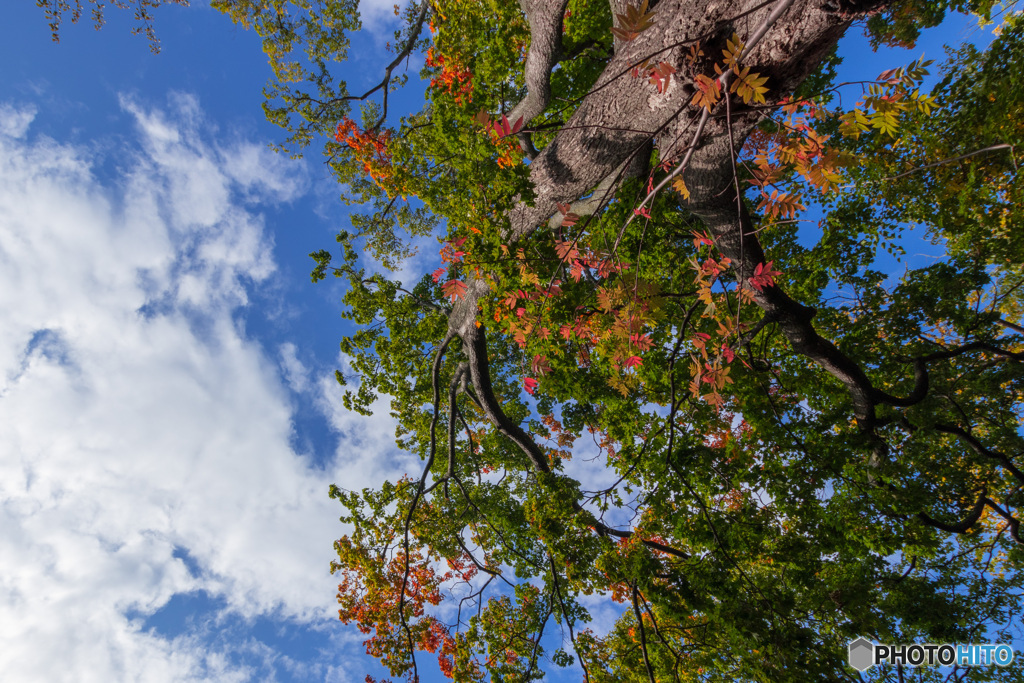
[337,0,432,131]
[396,331,455,681]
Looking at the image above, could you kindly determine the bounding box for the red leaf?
[690,230,713,248]
[648,61,677,94]
[623,355,643,370]
[523,377,539,395]
[531,354,552,376]
[431,267,447,283]
[440,241,466,263]
[493,114,525,137]
[442,279,467,301]
[748,260,781,292]
[597,259,618,278]
[543,283,563,298]
[554,240,578,261]
[630,333,653,352]
[877,67,900,83]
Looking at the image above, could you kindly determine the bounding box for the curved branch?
[464,324,553,473]
[997,318,1024,335]
[983,499,1023,544]
[920,340,1024,364]
[934,423,1024,484]
[548,554,593,683]
[876,341,1024,407]
[396,331,454,681]
[918,490,987,535]
[427,361,470,497]
[447,363,469,477]
[717,203,883,429]
[452,473,544,571]
[881,144,1015,181]
[460,314,692,558]
[872,358,929,407]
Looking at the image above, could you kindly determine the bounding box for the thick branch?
[997,318,1024,335]
[463,324,553,473]
[918,490,987,534]
[710,202,883,428]
[509,0,571,158]
[546,147,652,231]
[459,307,691,558]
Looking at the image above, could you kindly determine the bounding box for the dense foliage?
[94,0,1024,679]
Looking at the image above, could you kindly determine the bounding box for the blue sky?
[0,2,1010,682]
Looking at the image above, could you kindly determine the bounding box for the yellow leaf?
[723,33,744,71]
[672,177,690,200]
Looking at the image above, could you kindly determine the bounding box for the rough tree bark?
[449,0,894,470]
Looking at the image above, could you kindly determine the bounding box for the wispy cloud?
[280,342,311,394]
[0,102,37,139]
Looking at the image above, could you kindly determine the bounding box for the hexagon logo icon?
[849,638,875,671]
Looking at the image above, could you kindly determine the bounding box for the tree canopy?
[163,0,1024,679]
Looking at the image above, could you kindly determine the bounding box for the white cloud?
[0,96,409,681]
[358,0,410,37]
[0,103,37,139]
[317,355,421,480]
[219,138,308,204]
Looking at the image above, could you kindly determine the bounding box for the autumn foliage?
[215,0,1024,679]
[335,116,394,186]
